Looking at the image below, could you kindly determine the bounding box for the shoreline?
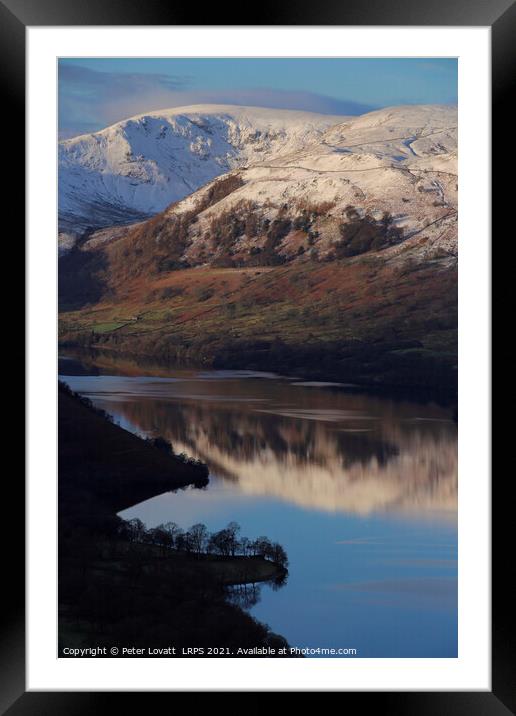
[58,384,290,655]
[59,341,457,407]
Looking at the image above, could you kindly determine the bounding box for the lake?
[59,352,457,658]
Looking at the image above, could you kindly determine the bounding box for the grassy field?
[59,256,457,398]
[60,260,456,345]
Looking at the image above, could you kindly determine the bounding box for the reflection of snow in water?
[291,381,353,387]
[197,370,284,380]
[60,365,457,517]
[61,356,457,657]
[255,408,378,422]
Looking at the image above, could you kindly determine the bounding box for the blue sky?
[59,58,457,139]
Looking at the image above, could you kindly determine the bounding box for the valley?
[56,56,459,659]
[58,103,457,400]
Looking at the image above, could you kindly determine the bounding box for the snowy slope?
[58,105,345,234]
[60,104,458,395]
[148,103,458,266]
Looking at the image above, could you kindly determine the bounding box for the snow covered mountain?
[59,104,458,395]
[58,105,345,235]
[89,103,456,268]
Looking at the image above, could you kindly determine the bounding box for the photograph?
[0,0,500,702]
[57,56,459,659]
[0,0,501,699]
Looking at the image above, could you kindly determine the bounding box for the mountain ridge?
[58,103,456,238]
[58,103,457,399]
[58,104,346,236]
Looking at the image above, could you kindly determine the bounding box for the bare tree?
[126,518,146,543]
[162,521,182,549]
[226,522,241,556]
[186,523,209,555]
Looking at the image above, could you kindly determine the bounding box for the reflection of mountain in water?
[99,388,457,517]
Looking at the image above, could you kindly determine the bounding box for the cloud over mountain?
[58,65,373,139]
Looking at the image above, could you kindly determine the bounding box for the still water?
[59,353,457,657]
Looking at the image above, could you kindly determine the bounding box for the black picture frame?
[3,0,508,709]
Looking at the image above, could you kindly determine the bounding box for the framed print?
[2,0,509,708]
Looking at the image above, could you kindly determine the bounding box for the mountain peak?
[58,105,347,234]
[58,103,456,237]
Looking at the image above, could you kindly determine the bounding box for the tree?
[208,529,232,557]
[174,529,187,551]
[149,524,173,555]
[270,542,289,569]
[381,210,394,229]
[126,518,146,543]
[186,523,209,555]
[162,521,182,549]
[239,536,251,556]
[147,436,173,454]
[226,522,241,557]
[252,536,273,559]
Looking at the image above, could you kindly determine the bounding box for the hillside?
[58,104,344,237]
[58,104,458,399]
[58,384,290,655]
